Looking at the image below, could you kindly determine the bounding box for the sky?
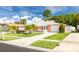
[0,6,79,21]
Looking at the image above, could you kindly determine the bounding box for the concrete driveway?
[0,33,55,52]
[53,33,79,52]
[2,33,55,45]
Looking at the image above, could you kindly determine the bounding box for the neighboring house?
[64,25,75,32]
[28,20,75,33]
[77,25,79,31]
[2,24,27,32]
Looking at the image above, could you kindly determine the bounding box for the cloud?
[12,15,20,22]
[21,16,31,19]
[32,17,42,21]
[12,15,20,19]
[45,6,63,14]
[0,17,15,23]
[0,6,13,11]
[20,11,36,16]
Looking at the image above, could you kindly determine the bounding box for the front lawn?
[5,32,42,37]
[0,32,42,41]
[0,37,17,41]
[44,33,70,40]
[31,33,70,49]
[31,40,59,49]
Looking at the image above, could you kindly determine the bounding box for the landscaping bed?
[31,33,70,49]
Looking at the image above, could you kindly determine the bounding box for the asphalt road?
[0,43,44,52]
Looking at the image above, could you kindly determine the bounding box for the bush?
[16,30,25,33]
[59,23,65,33]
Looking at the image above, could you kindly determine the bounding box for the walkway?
[0,33,55,52]
[53,33,79,52]
[1,33,79,52]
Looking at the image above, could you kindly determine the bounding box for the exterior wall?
[65,26,72,32]
[33,23,72,33]
[50,24,59,32]
[18,26,25,31]
[77,25,79,30]
[35,24,59,33]
[36,26,46,32]
[47,25,51,32]
[2,24,9,32]
[2,24,27,32]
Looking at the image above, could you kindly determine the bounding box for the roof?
[7,24,27,26]
[28,21,59,26]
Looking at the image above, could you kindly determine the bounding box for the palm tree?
[43,9,52,21]
[26,24,36,34]
[20,18,27,24]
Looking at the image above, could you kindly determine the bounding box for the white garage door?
[51,25,59,32]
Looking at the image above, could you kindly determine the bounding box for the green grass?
[31,33,70,49]
[5,32,42,37]
[44,33,70,40]
[0,37,17,41]
[0,32,42,41]
[31,40,59,49]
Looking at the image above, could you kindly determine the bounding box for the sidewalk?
[0,33,56,51]
[1,33,79,52]
[52,33,79,52]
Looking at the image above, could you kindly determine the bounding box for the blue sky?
[0,6,79,19]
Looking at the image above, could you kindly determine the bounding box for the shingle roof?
[7,24,27,26]
[28,21,59,26]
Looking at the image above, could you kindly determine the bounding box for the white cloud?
[32,17,42,21]
[20,11,36,16]
[1,6,13,11]
[0,17,8,23]
[12,15,20,22]
[1,17,8,20]
[0,17,15,24]
[21,16,31,19]
[12,15,20,19]
[39,15,43,17]
[45,6,62,13]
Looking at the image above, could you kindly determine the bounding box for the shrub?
[59,23,65,33]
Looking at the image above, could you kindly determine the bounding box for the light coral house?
[30,21,60,33]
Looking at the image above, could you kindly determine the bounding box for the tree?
[20,18,26,24]
[26,24,36,34]
[50,13,79,30]
[43,9,52,21]
[72,13,79,29]
[59,23,65,33]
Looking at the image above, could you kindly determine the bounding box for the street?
[0,43,44,52]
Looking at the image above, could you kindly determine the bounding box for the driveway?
[0,33,55,52]
[53,33,79,52]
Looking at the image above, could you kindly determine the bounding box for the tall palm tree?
[26,24,36,34]
[20,18,27,24]
[43,9,52,21]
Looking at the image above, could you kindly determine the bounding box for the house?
[2,23,27,32]
[1,20,75,33]
[77,25,79,31]
[64,25,75,32]
[28,20,75,33]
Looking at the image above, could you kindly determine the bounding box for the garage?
[50,24,59,32]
